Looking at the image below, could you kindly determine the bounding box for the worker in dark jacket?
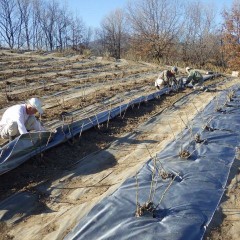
[185,67,204,89]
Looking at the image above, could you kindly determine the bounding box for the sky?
[65,0,129,29]
[65,0,233,29]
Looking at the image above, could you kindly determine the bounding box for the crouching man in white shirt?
[0,97,45,142]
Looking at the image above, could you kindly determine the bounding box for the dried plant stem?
[145,144,153,159]
[78,122,85,139]
[62,96,65,109]
[45,130,54,148]
[38,131,43,158]
[188,139,206,158]
[151,157,163,200]
[82,107,95,127]
[135,174,140,208]
[61,124,68,142]
[119,100,122,117]
[0,149,3,158]
[155,175,177,209]
[95,113,100,129]
[54,96,63,110]
[122,102,130,119]
[84,77,87,98]
[215,95,220,111]
[145,95,149,102]
[184,111,193,138]
[178,115,188,128]
[67,123,73,141]
[107,104,112,128]
[192,102,205,122]
[138,96,143,109]
[202,116,215,131]
[131,99,135,109]
[95,87,97,98]
[148,156,157,203]
[168,123,176,141]
[156,157,167,173]
[4,85,10,102]
[28,132,35,145]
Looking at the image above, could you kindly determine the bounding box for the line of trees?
[95,0,223,69]
[0,0,239,71]
[0,0,91,52]
[95,0,240,70]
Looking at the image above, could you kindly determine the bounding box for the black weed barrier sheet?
[64,85,240,240]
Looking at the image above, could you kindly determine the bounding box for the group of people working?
[155,66,204,90]
[0,66,206,144]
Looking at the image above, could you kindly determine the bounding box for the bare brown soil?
[0,49,239,240]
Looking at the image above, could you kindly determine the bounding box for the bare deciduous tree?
[55,5,71,51]
[68,16,86,52]
[180,1,219,67]
[39,0,59,50]
[17,0,32,49]
[31,0,45,50]
[126,0,184,63]
[100,8,127,59]
[0,0,20,48]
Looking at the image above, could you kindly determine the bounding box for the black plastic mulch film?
[65,85,240,240]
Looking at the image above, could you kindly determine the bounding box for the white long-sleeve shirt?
[0,104,42,134]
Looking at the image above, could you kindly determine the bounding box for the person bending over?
[0,97,45,142]
[155,66,178,90]
[185,67,204,89]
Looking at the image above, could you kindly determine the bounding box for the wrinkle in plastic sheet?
[65,85,240,240]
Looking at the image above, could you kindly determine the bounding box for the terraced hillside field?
[0,50,163,129]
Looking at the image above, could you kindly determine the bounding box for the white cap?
[28,97,43,114]
[186,67,191,73]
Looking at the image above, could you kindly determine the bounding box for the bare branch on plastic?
[188,139,207,158]
[178,114,188,129]
[107,104,112,128]
[191,102,205,123]
[155,174,177,209]
[78,122,85,139]
[135,173,140,215]
[95,113,100,129]
[122,101,130,119]
[184,111,193,138]
[202,116,215,132]
[148,155,157,203]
